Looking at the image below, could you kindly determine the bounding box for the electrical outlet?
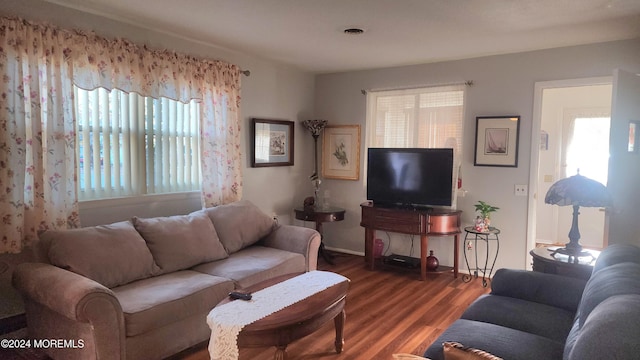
[515,185,528,196]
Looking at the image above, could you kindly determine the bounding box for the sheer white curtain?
[0,18,80,253]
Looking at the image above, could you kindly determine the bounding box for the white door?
[607,70,640,246]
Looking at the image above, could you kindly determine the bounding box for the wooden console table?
[360,202,461,281]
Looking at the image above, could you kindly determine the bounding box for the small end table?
[462,226,500,287]
[530,246,600,280]
[294,206,345,265]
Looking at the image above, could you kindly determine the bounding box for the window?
[565,116,610,184]
[74,87,201,201]
[365,85,466,202]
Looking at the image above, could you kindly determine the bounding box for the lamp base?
[548,246,595,264]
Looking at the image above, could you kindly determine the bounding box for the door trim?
[526,76,612,269]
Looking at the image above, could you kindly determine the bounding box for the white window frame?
[365,85,466,208]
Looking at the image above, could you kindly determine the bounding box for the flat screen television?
[366,148,454,207]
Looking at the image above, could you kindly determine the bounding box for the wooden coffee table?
[215,272,350,360]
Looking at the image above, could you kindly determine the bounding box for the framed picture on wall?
[474,116,520,167]
[322,125,361,180]
[629,121,639,153]
[251,118,294,167]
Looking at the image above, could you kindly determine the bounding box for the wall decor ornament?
[474,116,520,167]
[322,125,361,180]
[251,118,294,167]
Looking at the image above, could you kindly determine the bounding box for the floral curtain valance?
[1,17,241,103]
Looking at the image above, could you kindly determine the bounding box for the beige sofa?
[12,200,321,360]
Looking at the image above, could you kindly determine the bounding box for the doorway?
[527,78,612,265]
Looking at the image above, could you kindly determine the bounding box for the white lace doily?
[206,271,349,360]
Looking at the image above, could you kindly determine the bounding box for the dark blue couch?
[424,244,640,360]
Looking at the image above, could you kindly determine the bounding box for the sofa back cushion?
[565,295,640,359]
[576,262,640,328]
[591,243,640,275]
[133,210,228,274]
[43,221,159,288]
[202,200,275,254]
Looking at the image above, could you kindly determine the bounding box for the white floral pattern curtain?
[0,17,242,253]
[65,27,243,208]
[0,18,80,253]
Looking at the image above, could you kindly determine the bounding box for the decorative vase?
[312,178,322,208]
[482,216,491,232]
[373,239,384,258]
[474,216,484,232]
[426,250,439,271]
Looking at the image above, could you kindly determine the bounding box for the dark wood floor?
[177,252,490,360]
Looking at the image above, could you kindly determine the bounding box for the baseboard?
[324,246,364,257]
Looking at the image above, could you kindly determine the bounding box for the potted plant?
[474,200,499,232]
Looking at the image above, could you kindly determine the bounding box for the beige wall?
[314,39,640,271]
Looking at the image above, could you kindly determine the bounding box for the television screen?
[366,148,454,207]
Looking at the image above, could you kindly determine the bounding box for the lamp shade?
[544,173,612,208]
[302,119,328,137]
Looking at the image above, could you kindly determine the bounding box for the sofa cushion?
[461,294,575,342]
[191,246,305,288]
[112,270,234,337]
[591,243,640,275]
[44,221,159,288]
[133,211,228,274]
[443,342,503,360]
[565,294,640,360]
[201,200,275,254]
[576,262,640,327]
[423,319,565,360]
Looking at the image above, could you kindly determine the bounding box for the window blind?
[74,87,201,201]
[365,85,466,205]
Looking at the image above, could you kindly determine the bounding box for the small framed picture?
[251,118,294,167]
[629,121,639,153]
[474,116,520,167]
[322,125,361,180]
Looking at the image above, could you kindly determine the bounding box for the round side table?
[294,206,345,265]
[462,226,500,287]
[530,246,599,280]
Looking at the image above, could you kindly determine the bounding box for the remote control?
[228,291,252,301]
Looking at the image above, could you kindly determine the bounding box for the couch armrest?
[13,262,125,359]
[261,225,321,271]
[491,268,587,312]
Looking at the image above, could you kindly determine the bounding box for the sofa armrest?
[13,262,125,359]
[261,225,321,271]
[491,268,587,312]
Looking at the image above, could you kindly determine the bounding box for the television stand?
[360,201,461,281]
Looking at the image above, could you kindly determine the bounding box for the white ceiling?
[43,0,640,73]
